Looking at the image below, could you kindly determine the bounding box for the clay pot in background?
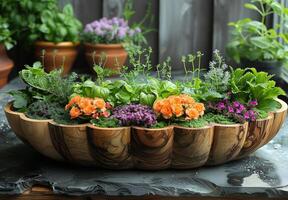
[0,44,14,88]
[34,41,79,75]
[84,43,128,72]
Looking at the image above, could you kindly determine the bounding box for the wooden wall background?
[9,0,263,77]
[58,0,263,70]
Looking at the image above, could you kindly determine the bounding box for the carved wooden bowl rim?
[5,98,288,130]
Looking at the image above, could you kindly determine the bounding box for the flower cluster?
[65,95,112,119]
[153,94,205,120]
[207,99,258,122]
[83,17,141,43]
[111,104,157,127]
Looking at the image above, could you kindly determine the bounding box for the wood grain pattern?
[237,115,273,159]
[207,123,248,165]
[4,99,287,170]
[4,103,25,141]
[172,125,214,169]
[19,115,62,160]
[48,122,94,165]
[131,126,174,170]
[264,99,288,145]
[87,125,132,169]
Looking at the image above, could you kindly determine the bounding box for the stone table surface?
[0,79,288,198]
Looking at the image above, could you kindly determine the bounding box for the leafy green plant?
[38,4,82,42]
[26,100,65,120]
[203,113,237,124]
[91,118,120,128]
[227,0,288,62]
[0,17,15,50]
[0,0,58,45]
[9,62,77,116]
[230,68,286,112]
[182,50,231,102]
[176,118,208,128]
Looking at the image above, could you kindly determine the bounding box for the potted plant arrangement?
[82,17,145,72]
[0,17,15,88]
[227,0,288,76]
[4,47,287,170]
[34,4,82,74]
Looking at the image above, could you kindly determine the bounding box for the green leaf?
[9,90,29,110]
[139,92,156,106]
[244,3,262,13]
[63,4,74,16]
[270,2,283,15]
[250,37,272,49]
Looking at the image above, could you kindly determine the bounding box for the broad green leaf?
[250,37,272,49]
[244,3,262,13]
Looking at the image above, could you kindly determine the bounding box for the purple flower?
[84,24,93,32]
[84,17,136,42]
[134,27,141,33]
[238,104,245,112]
[244,111,250,120]
[232,101,240,108]
[95,27,104,36]
[227,105,234,113]
[117,27,127,39]
[111,104,157,127]
[249,100,258,107]
[216,102,226,110]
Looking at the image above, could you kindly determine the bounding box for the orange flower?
[180,94,195,104]
[185,107,200,120]
[171,104,184,117]
[70,107,81,119]
[194,103,205,114]
[65,95,81,110]
[160,106,173,119]
[153,99,164,113]
[78,98,91,110]
[168,96,182,105]
[94,98,105,109]
[82,104,95,116]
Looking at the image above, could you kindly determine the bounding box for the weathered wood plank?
[213,0,261,60]
[103,0,159,66]
[159,0,213,70]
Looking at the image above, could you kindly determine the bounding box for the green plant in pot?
[0,17,15,88]
[0,0,58,45]
[34,4,82,75]
[227,0,288,77]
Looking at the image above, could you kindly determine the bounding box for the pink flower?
[227,105,234,113]
[232,101,240,108]
[249,100,258,107]
[217,102,226,110]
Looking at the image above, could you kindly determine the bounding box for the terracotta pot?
[34,41,79,75]
[131,126,174,170]
[84,43,128,72]
[0,44,14,88]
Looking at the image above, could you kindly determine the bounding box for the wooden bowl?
[4,99,287,170]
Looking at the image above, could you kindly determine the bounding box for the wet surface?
[0,79,287,197]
